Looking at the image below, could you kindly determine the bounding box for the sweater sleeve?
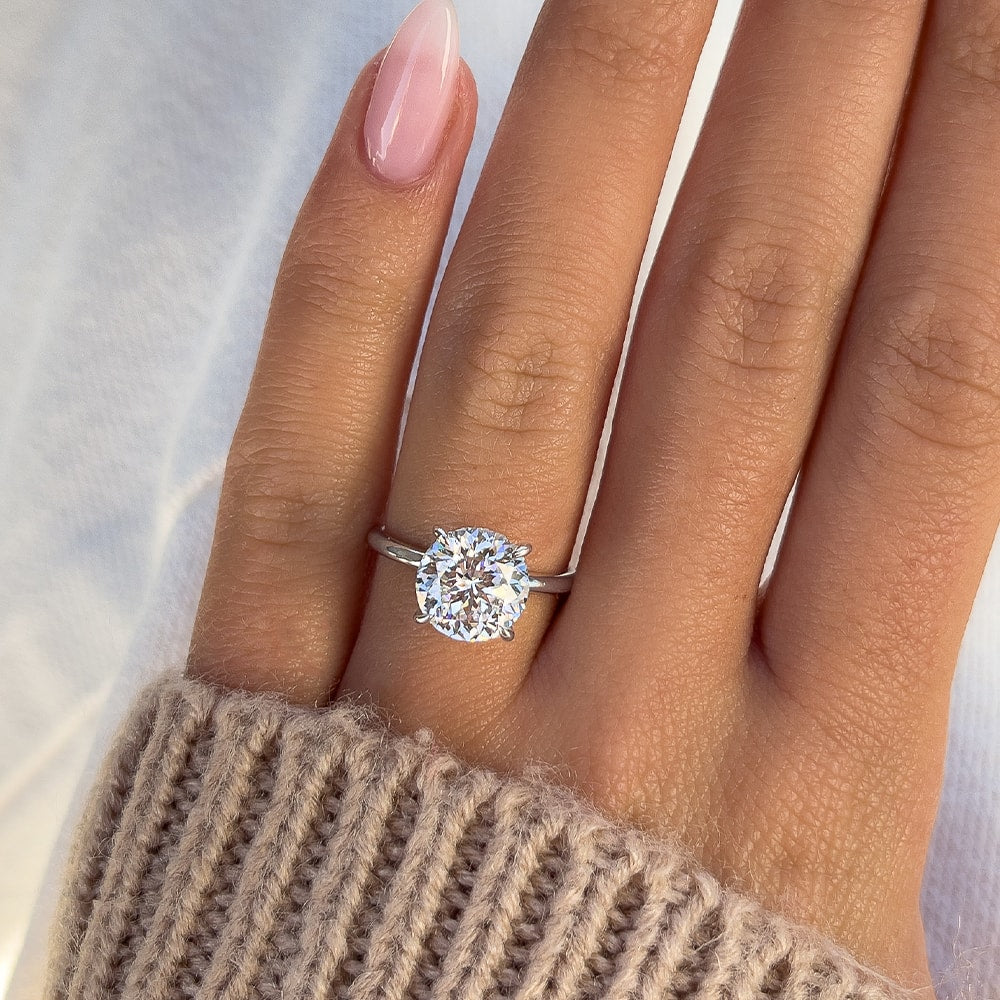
[47,673,911,1000]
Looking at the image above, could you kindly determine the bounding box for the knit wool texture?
[48,674,913,1000]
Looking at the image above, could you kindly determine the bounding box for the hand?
[187,0,1000,989]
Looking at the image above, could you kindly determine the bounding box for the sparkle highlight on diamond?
[415,527,531,642]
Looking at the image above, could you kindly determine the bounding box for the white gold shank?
[367,527,574,593]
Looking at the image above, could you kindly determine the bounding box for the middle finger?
[342,0,719,728]
[554,0,926,716]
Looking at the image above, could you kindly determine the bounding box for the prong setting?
[414,526,531,642]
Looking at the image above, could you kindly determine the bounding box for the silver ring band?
[368,527,574,593]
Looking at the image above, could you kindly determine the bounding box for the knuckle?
[942,5,1000,97]
[280,249,374,324]
[279,250,383,329]
[865,283,1000,456]
[276,214,409,336]
[450,307,592,438]
[223,432,343,550]
[549,0,693,89]
[681,223,837,392]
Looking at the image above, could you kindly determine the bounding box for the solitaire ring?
[368,525,574,643]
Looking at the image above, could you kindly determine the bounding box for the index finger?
[188,6,477,704]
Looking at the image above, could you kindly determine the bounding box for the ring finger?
[341,0,719,730]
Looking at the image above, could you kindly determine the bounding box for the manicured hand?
[188,0,1000,988]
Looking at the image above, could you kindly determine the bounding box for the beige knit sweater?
[47,673,913,1000]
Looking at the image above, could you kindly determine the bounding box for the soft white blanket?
[1,1,996,997]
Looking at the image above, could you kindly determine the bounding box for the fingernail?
[364,0,460,185]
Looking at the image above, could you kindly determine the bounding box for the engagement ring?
[368,525,574,642]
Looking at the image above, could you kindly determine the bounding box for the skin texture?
[188,0,1000,991]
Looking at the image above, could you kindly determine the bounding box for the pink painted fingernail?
[364,0,460,185]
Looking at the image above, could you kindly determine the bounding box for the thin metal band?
[367,527,575,594]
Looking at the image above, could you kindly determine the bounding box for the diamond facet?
[415,527,530,642]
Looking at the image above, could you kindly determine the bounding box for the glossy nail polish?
[364,0,460,185]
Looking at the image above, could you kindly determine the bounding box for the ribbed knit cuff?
[48,673,909,1000]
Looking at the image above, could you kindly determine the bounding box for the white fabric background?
[0,1,997,997]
